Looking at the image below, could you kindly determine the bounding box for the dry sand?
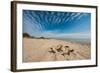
[23,38,91,62]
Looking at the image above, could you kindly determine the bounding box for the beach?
[23,38,91,62]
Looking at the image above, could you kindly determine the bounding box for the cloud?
[23,10,44,35]
[23,10,90,37]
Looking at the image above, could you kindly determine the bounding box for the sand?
[23,38,91,62]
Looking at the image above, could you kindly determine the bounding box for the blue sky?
[23,10,91,39]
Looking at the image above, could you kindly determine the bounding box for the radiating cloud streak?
[23,10,91,37]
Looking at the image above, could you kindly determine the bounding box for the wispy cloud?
[23,10,91,37]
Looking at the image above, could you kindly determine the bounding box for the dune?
[23,38,91,62]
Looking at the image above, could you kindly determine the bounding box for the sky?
[23,10,91,39]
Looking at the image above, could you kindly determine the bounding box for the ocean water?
[53,38,91,44]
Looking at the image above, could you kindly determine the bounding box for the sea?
[53,38,91,45]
